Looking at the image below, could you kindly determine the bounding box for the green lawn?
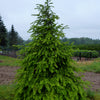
[73,58,100,73]
[0,84,15,100]
[0,55,20,67]
[86,89,100,100]
[95,93,100,100]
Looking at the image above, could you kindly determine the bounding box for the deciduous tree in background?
[15,0,87,99]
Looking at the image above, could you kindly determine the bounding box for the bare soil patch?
[0,60,3,63]
[0,66,100,91]
[82,72,100,91]
[0,66,19,84]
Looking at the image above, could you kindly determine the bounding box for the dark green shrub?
[74,50,99,58]
[14,0,87,100]
[75,44,100,56]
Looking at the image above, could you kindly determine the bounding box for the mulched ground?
[0,66,100,91]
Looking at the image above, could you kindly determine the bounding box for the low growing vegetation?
[74,58,100,73]
[0,84,15,100]
[81,61,100,73]
[0,55,19,66]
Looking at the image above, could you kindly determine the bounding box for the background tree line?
[61,37,100,45]
[0,16,24,51]
[61,37,100,56]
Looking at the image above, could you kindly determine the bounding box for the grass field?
[0,84,15,100]
[0,55,100,100]
[73,58,100,73]
[0,55,20,67]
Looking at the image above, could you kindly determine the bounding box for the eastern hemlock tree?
[15,0,87,100]
[0,16,8,48]
[8,25,19,50]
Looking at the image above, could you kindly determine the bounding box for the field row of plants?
[75,44,100,51]
[73,50,99,58]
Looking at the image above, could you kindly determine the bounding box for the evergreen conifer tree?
[15,0,87,99]
[8,25,18,49]
[17,36,24,45]
[0,16,8,48]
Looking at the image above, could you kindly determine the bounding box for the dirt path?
[0,66,100,91]
[0,66,19,84]
[82,72,100,91]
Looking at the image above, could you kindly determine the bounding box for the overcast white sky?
[0,0,100,40]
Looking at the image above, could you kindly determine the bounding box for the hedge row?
[73,50,99,58]
[75,44,100,51]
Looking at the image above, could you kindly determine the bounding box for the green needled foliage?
[0,16,8,48]
[15,0,87,100]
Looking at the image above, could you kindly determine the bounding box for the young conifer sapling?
[15,0,87,100]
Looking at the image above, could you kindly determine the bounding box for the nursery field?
[0,55,100,100]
